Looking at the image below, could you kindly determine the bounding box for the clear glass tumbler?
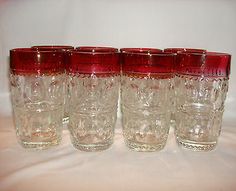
[32,45,74,123]
[67,47,120,151]
[164,48,206,129]
[175,52,231,151]
[10,48,66,149]
[121,48,175,151]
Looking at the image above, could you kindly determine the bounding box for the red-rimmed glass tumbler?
[164,48,206,129]
[121,48,175,151]
[10,48,66,149]
[175,52,231,151]
[67,47,120,151]
[32,45,74,123]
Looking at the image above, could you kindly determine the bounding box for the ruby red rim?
[164,48,206,53]
[10,48,65,74]
[76,46,118,54]
[68,47,120,74]
[32,45,74,50]
[120,48,163,54]
[176,52,231,77]
[121,52,176,74]
[11,48,60,53]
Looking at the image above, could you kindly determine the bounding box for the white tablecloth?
[0,116,236,191]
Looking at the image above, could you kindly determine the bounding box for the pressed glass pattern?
[10,73,65,149]
[121,74,173,151]
[175,74,228,151]
[68,74,119,151]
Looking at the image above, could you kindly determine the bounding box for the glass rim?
[120,48,163,55]
[164,47,206,53]
[75,46,118,54]
[10,47,66,74]
[31,45,74,50]
[177,51,231,57]
[10,48,65,54]
[122,51,176,57]
[176,51,231,77]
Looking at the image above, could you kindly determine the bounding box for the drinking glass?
[67,47,120,151]
[175,52,231,151]
[10,48,66,149]
[121,48,175,151]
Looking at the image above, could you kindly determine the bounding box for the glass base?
[71,139,113,152]
[18,138,61,150]
[125,140,166,152]
[176,137,217,151]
